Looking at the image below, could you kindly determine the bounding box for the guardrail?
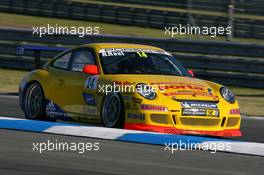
[102,0,264,16]
[0,0,263,40]
[0,27,263,88]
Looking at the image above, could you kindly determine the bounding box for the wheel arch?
[23,80,45,99]
[100,92,125,128]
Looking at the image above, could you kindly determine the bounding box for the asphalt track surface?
[0,95,263,175]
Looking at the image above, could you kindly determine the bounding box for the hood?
[101,74,219,102]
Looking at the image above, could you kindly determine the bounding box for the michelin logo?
[181,102,217,108]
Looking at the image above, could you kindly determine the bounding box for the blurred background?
[0,0,263,116]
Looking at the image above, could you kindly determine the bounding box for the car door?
[66,48,99,118]
[48,48,99,119]
[47,50,74,114]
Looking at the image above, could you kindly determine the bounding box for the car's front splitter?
[124,123,242,137]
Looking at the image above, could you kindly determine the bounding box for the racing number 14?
[137,51,148,58]
[85,76,98,89]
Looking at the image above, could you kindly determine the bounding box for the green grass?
[0,68,27,93]
[230,87,264,117]
[0,68,263,116]
[0,12,264,43]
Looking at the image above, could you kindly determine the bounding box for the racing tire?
[23,82,55,121]
[101,92,124,128]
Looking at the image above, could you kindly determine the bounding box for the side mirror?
[188,69,194,77]
[83,64,99,75]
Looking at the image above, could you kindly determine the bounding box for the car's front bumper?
[124,123,241,137]
[124,109,241,137]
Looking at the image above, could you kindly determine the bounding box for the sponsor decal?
[83,93,96,105]
[164,91,218,100]
[122,95,132,102]
[181,102,217,108]
[141,104,168,112]
[85,76,98,89]
[46,101,67,118]
[101,50,125,57]
[151,82,205,86]
[132,97,143,104]
[83,106,97,115]
[158,84,205,91]
[182,108,219,117]
[114,81,133,86]
[229,108,240,115]
[130,102,140,110]
[182,108,206,116]
[164,90,195,96]
[99,48,171,56]
[206,109,219,117]
[128,113,145,120]
[125,102,131,109]
[207,88,213,95]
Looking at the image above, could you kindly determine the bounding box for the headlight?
[136,83,156,100]
[220,87,235,103]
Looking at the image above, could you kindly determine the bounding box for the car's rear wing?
[16,44,68,69]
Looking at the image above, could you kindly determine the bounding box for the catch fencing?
[0,27,263,88]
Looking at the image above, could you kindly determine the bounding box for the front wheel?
[101,93,124,128]
[23,82,47,120]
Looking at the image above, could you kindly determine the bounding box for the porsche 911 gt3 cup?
[19,43,241,137]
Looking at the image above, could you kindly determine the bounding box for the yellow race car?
[19,43,241,137]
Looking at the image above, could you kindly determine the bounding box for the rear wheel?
[101,93,124,128]
[23,82,46,120]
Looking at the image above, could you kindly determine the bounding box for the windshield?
[99,48,189,76]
